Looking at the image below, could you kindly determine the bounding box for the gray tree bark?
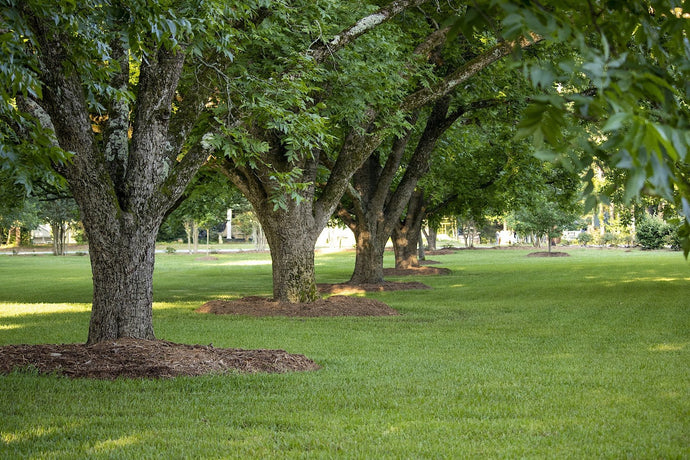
[22,17,211,344]
[393,190,426,269]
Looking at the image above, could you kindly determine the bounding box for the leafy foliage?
[636,214,675,250]
[488,0,690,255]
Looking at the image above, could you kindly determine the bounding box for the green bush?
[636,215,672,250]
[664,225,682,251]
[577,232,592,246]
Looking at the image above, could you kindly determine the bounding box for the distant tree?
[36,191,79,255]
[508,200,579,252]
[0,172,40,246]
[165,169,247,253]
[636,214,675,250]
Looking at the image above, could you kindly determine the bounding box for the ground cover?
[1,248,688,457]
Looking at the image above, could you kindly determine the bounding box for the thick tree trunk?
[259,206,320,303]
[393,190,426,269]
[425,226,437,251]
[418,230,425,261]
[393,224,422,268]
[87,221,159,344]
[349,222,387,284]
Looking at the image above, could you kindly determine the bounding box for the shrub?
[636,215,672,250]
[577,232,593,246]
[601,232,618,247]
[664,226,682,251]
[165,247,176,254]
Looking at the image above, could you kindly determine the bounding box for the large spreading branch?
[402,34,541,111]
[309,0,431,63]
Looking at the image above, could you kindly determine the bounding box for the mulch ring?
[425,248,459,255]
[419,259,441,265]
[0,338,320,380]
[383,266,452,276]
[317,281,431,295]
[526,251,570,257]
[197,295,399,317]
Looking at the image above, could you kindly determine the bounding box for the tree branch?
[402,34,542,112]
[309,0,431,64]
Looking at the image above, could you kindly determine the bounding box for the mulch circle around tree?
[383,266,452,276]
[526,251,570,257]
[419,259,441,265]
[0,338,320,380]
[317,281,431,295]
[425,248,459,255]
[197,295,400,317]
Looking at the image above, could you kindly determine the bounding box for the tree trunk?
[393,223,421,268]
[192,221,199,254]
[348,221,388,284]
[393,190,426,269]
[87,220,159,344]
[50,221,66,256]
[259,206,320,303]
[418,229,425,261]
[425,226,437,251]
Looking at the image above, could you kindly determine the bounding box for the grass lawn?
[1,248,688,458]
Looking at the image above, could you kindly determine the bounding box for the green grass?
[1,248,689,458]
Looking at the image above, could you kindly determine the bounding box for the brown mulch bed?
[0,338,320,380]
[197,295,399,317]
[317,281,431,294]
[383,266,452,276]
[425,248,459,255]
[419,259,441,265]
[526,251,570,257]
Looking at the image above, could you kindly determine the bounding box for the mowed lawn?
[0,248,688,458]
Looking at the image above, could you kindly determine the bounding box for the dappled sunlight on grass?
[1,248,689,457]
[90,434,143,453]
[623,277,690,283]
[649,343,688,352]
[1,425,62,445]
[0,303,90,317]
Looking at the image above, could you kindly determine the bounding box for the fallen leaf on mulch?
[0,338,320,380]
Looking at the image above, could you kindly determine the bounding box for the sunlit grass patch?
[0,303,91,317]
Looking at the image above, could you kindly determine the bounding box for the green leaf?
[602,112,629,133]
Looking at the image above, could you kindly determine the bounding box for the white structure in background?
[496,229,517,246]
[30,224,77,244]
[226,209,232,239]
[315,226,356,250]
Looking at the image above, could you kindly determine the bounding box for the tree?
[214,1,540,300]
[163,168,248,252]
[36,191,79,256]
[1,1,262,343]
[0,171,40,246]
[389,95,547,267]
